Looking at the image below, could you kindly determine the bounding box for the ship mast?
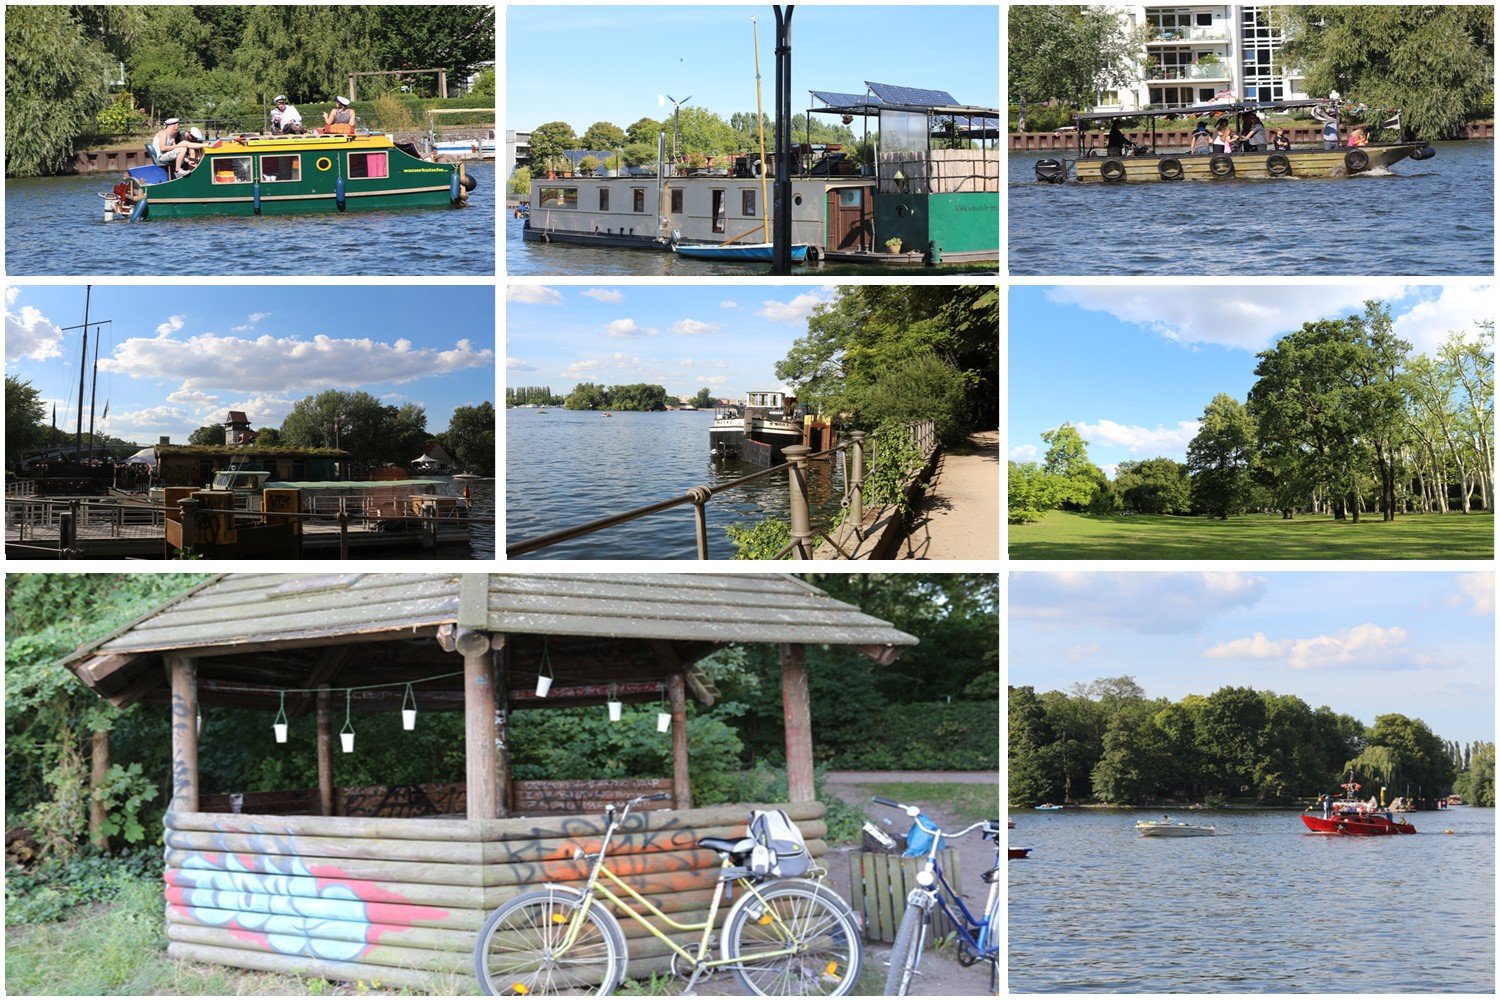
[75,286,90,461]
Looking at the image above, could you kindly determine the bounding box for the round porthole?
[897,204,910,217]
[315,157,333,172]
[793,194,802,205]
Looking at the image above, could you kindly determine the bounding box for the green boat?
[103,131,477,220]
[1034,98,1435,185]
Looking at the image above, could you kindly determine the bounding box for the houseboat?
[208,468,470,522]
[103,131,478,220]
[710,390,816,467]
[1035,98,1435,184]
[523,82,998,263]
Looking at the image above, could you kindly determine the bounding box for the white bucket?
[273,722,288,744]
[657,712,672,733]
[402,709,417,731]
[608,700,623,722]
[535,675,553,698]
[341,732,355,753]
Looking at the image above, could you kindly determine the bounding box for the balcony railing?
[1147,26,1228,42]
[1147,64,1230,81]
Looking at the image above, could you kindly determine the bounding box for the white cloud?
[1009,444,1038,461]
[611,352,642,371]
[697,375,729,385]
[156,315,185,337]
[506,286,563,305]
[758,291,830,324]
[1455,573,1495,615]
[6,287,19,305]
[603,318,658,338]
[1011,571,1267,634]
[720,300,739,309]
[1063,642,1101,662]
[99,332,492,392]
[1045,285,1395,350]
[559,359,604,378]
[581,288,624,303]
[1075,418,1201,457]
[1391,284,1493,356]
[5,304,65,361]
[165,388,220,409]
[1204,623,1432,670]
[673,318,722,335]
[507,356,537,372]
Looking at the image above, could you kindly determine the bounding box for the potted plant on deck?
[884,236,904,254]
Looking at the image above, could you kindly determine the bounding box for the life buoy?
[1209,154,1235,177]
[1100,158,1127,182]
[1157,158,1183,181]
[1266,153,1291,176]
[315,157,333,172]
[1344,148,1370,173]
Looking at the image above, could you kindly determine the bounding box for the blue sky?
[1008,283,1493,476]
[1010,571,1496,747]
[506,283,836,399]
[5,284,495,445]
[505,4,999,135]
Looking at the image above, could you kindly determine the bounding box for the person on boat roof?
[324,95,355,132]
[271,95,304,134]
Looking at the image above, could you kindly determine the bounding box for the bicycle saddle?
[699,836,755,857]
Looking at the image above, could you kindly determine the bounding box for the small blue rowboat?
[673,241,808,263]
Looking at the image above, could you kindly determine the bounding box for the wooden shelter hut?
[61,573,917,991]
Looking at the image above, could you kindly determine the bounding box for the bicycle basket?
[748,809,810,879]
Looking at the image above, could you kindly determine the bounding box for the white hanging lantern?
[536,638,554,697]
[273,690,289,743]
[607,683,623,722]
[402,682,417,731]
[340,689,355,752]
[656,684,671,732]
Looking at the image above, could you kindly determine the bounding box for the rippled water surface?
[5,164,495,276]
[1009,807,1495,992]
[506,409,845,559]
[1008,141,1493,276]
[505,213,819,276]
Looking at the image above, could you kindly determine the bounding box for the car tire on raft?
[1100,158,1127,182]
[1157,158,1183,181]
[1344,148,1370,173]
[1209,154,1235,177]
[1409,145,1436,161]
[1266,153,1291,176]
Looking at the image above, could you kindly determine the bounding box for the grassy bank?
[1009,509,1495,560]
[860,781,999,824]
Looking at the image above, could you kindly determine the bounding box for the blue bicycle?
[873,797,1000,995]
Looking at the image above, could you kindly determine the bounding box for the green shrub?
[726,519,793,560]
[5,847,160,925]
[824,702,998,771]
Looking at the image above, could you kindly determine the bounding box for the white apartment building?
[1098,5,1308,111]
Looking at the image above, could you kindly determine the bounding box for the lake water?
[1008,141,1494,276]
[505,408,846,559]
[457,478,496,560]
[504,213,818,276]
[1008,806,1495,993]
[4,163,495,276]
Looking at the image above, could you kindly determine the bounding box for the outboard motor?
[1034,158,1067,184]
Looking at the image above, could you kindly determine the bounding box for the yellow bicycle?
[473,794,863,996]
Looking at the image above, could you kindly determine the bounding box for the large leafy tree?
[1008,6,1141,129]
[279,389,407,466]
[1274,5,1494,139]
[234,6,378,110]
[1187,392,1255,519]
[1114,457,1190,514]
[527,120,580,175]
[445,401,495,475]
[370,5,495,97]
[580,121,627,151]
[4,6,117,176]
[6,375,47,462]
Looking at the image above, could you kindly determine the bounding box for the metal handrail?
[506,420,935,560]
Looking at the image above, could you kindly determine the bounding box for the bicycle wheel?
[473,888,627,996]
[883,899,931,996]
[722,880,863,997]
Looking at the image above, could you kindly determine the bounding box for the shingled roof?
[63,574,917,714]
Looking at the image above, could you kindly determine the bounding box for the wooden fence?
[164,801,827,992]
[846,848,961,943]
[199,778,675,819]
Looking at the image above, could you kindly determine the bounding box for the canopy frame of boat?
[1035,97,1434,184]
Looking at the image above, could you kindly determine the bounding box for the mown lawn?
[1009,509,1495,560]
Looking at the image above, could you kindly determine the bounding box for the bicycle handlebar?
[871,797,992,841]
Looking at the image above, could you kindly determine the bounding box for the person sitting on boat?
[323,95,355,133]
[1312,103,1340,149]
[176,127,209,175]
[1189,121,1212,155]
[1107,123,1126,157]
[151,118,187,170]
[1241,113,1267,152]
[271,95,304,134]
[1271,128,1292,150]
[1347,124,1370,147]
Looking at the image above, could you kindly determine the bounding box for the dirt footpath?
[897,431,1000,561]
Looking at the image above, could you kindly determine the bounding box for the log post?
[317,686,333,817]
[780,643,815,803]
[168,655,199,813]
[668,672,692,809]
[89,729,110,851]
[465,637,498,820]
[493,636,510,818]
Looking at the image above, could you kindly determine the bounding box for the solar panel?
[866,81,958,107]
[810,89,878,108]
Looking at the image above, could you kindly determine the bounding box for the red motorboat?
[1009,847,1033,859]
[1301,780,1417,835]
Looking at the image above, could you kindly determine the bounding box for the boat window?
[711,190,725,233]
[349,152,388,179]
[741,190,755,216]
[539,186,577,209]
[259,154,301,183]
[838,188,862,208]
[599,187,609,211]
[670,189,683,213]
[211,157,253,184]
[633,188,645,212]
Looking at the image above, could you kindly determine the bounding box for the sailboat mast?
[88,323,102,461]
[75,285,90,460]
[753,16,770,243]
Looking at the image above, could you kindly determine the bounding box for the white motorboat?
[1136,819,1215,837]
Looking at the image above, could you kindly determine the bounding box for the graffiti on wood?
[512,778,673,814]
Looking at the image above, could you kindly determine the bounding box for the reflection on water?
[1008,141,1493,276]
[505,214,818,277]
